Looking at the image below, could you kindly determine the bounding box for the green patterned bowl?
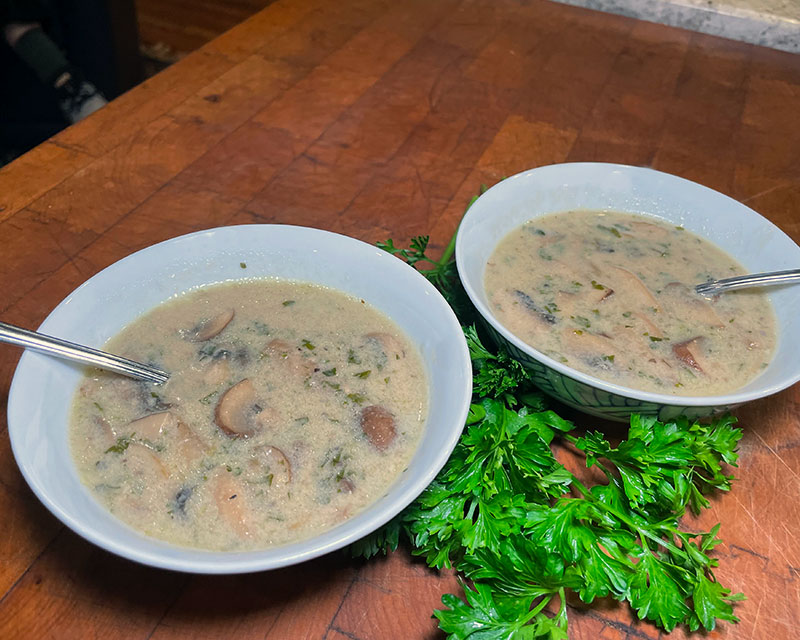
[455,163,800,422]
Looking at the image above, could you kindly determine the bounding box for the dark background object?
[0,0,143,163]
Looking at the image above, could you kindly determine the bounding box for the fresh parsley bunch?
[356,207,744,638]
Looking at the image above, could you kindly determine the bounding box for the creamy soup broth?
[484,211,776,395]
[70,280,428,551]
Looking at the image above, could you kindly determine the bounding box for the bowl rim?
[455,162,800,408]
[8,223,472,573]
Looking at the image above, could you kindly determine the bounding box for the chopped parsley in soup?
[70,280,428,551]
[484,210,776,395]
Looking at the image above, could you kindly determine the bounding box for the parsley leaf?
[359,192,744,638]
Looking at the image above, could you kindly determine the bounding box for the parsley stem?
[438,224,459,267]
[569,477,687,559]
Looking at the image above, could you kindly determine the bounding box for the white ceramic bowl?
[456,163,800,422]
[8,225,471,573]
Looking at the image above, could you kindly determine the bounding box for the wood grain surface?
[2,0,800,638]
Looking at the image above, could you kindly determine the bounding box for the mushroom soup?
[484,210,776,395]
[70,279,428,551]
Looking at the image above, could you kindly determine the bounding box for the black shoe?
[55,72,108,124]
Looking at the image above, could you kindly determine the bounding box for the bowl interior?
[456,162,800,404]
[8,225,471,573]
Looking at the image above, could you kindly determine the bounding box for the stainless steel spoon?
[0,321,169,384]
[695,268,800,297]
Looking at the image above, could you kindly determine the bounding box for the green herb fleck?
[322,368,337,377]
[282,300,296,307]
[240,262,247,269]
[302,339,315,350]
[354,370,371,379]
[252,321,270,335]
[364,193,745,638]
[590,280,605,290]
[649,336,664,342]
[598,224,622,238]
[346,392,366,404]
[105,434,134,454]
[347,349,361,364]
[572,315,592,328]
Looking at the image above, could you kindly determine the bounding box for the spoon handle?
[0,321,169,384]
[695,268,800,296]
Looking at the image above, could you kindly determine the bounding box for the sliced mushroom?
[187,309,235,342]
[632,311,663,339]
[264,338,292,355]
[584,284,616,305]
[175,420,209,463]
[127,411,176,442]
[244,444,292,490]
[263,339,316,379]
[122,442,169,480]
[365,332,406,361]
[203,359,231,386]
[214,379,261,438]
[562,328,615,358]
[663,283,725,328]
[599,265,660,311]
[210,470,252,539]
[360,405,396,451]
[672,337,706,372]
[92,415,116,448]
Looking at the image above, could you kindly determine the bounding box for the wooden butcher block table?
[1,0,798,637]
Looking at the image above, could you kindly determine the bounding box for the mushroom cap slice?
[365,332,406,360]
[123,442,169,480]
[360,405,397,451]
[663,283,725,328]
[672,337,706,372]
[214,379,260,438]
[187,309,235,342]
[210,470,253,539]
[263,339,316,379]
[127,411,176,442]
[602,265,660,312]
[245,445,292,490]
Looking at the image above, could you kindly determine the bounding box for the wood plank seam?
[323,571,361,640]
[0,524,64,606]
[238,3,495,223]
